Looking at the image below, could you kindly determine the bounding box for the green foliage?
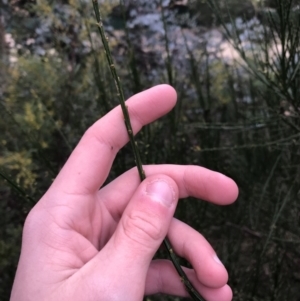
[1,0,300,300]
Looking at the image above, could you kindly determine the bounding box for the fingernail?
[213,254,224,266]
[146,180,175,207]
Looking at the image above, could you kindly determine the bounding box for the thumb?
[96,175,178,299]
[113,175,178,262]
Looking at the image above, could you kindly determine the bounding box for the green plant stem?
[92,0,144,180]
[85,18,111,115]
[92,1,205,300]
[163,237,206,300]
[120,0,142,94]
[0,169,34,204]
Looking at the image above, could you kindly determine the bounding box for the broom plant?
[2,0,300,300]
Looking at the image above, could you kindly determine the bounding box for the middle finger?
[167,218,228,288]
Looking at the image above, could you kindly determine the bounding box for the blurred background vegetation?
[1,0,300,300]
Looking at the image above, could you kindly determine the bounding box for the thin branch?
[91,1,205,300]
[91,1,206,300]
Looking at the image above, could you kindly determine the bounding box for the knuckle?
[122,211,164,247]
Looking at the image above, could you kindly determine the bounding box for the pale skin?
[10,85,239,301]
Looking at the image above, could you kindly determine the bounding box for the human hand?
[10,85,238,301]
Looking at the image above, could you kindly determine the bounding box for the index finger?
[99,165,239,219]
[51,85,177,194]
